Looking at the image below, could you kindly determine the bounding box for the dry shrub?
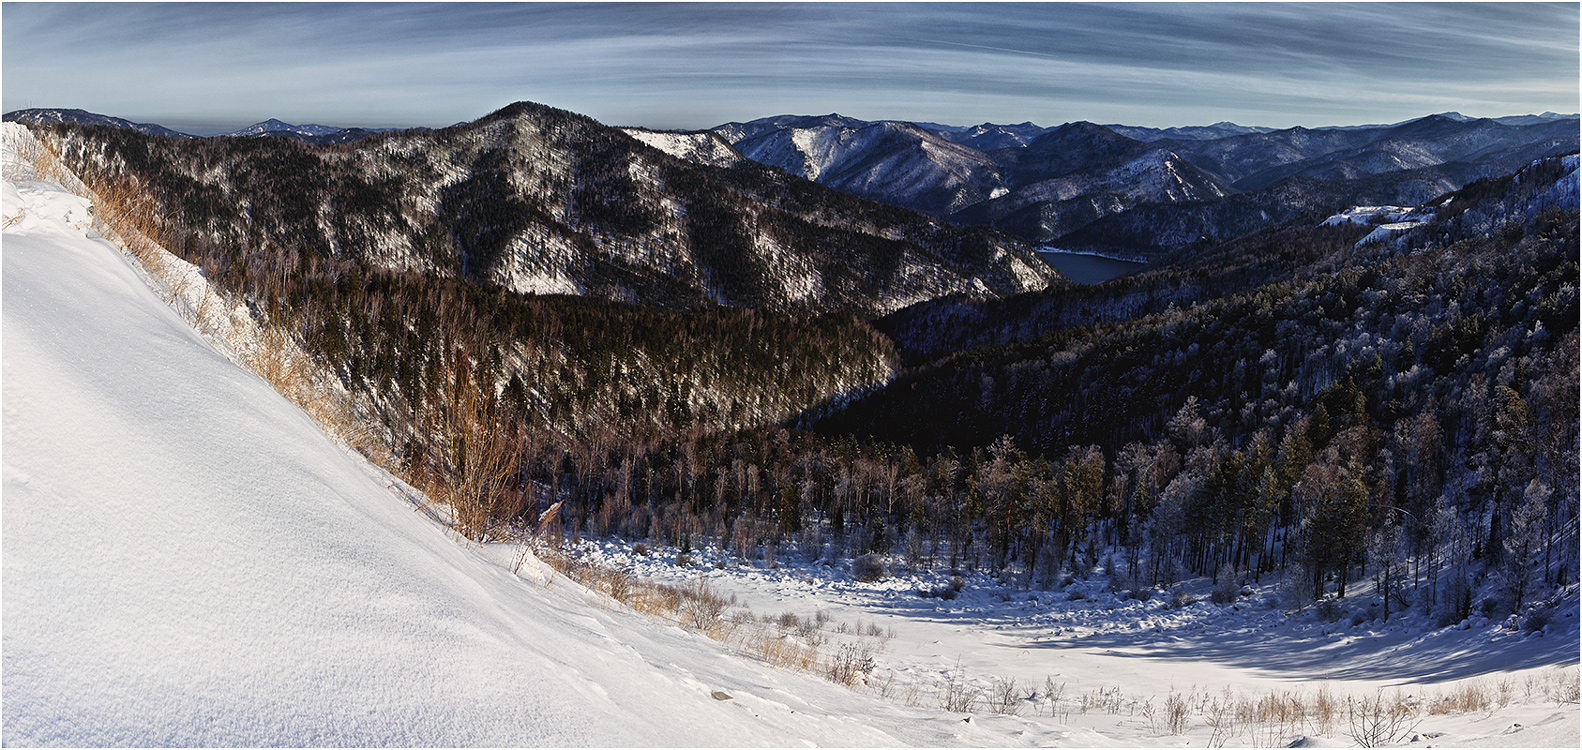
[678,580,734,637]
[1162,690,1190,734]
[1250,689,1306,739]
[1210,564,1240,604]
[1081,684,1126,715]
[1043,676,1067,718]
[1427,680,1492,714]
[1204,694,1237,747]
[594,566,636,603]
[826,642,877,687]
[741,621,819,671]
[853,553,887,582]
[987,676,1023,716]
[3,126,72,184]
[1311,683,1340,735]
[237,323,368,451]
[414,351,524,541]
[1556,668,1582,704]
[939,663,979,713]
[1345,691,1419,747]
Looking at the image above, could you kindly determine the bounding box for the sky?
[2,2,1577,134]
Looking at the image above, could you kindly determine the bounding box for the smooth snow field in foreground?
[2,123,1577,746]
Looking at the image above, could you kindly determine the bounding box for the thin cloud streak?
[2,2,1575,132]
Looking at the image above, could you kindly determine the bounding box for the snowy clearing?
[570,535,1581,747]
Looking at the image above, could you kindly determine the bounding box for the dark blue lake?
[1038,250,1149,284]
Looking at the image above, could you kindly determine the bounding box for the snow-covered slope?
[0,127,1042,747]
[621,127,745,168]
[723,119,1009,215]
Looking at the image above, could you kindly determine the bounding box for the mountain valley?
[4,98,1578,747]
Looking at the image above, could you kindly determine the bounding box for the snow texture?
[622,128,744,169]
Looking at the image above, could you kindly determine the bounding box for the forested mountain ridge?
[707,111,1577,258]
[39,101,1057,318]
[23,103,1572,266]
[778,155,1578,608]
[824,154,1579,453]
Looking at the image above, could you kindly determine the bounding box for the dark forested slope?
[43,101,1056,318]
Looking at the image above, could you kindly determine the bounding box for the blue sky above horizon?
[3,2,1577,134]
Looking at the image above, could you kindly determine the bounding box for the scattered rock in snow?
[711,691,733,701]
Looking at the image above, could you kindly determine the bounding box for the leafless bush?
[678,580,733,636]
[1043,676,1066,718]
[939,664,979,713]
[1426,680,1492,715]
[853,553,887,582]
[415,351,524,541]
[1205,694,1237,747]
[598,566,636,603]
[1081,684,1126,714]
[826,642,877,686]
[1556,668,1582,704]
[741,621,819,671]
[1345,691,1420,747]
[873,669,898,699]
[1138,697,1157,732]
[792,612,825,645]
[1211,564,1241,604]
[1252,689,1306,740]
[1315,596,1345,622]
[987,676,1023,715]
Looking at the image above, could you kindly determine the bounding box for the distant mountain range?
[0,108,195,140]
[700,110,1578,257]
[219,117,398,144]
[2,108,394,145]
[8,105,1576,259]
